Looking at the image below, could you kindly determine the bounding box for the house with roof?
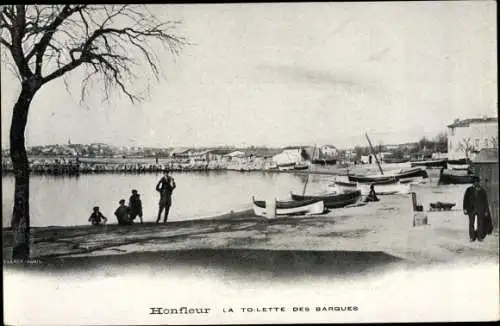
[447,116,498,160]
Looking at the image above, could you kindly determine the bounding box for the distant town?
[1,116,497,174]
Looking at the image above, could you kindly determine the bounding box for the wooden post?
[266,197,276,219]
[365,133,384,175]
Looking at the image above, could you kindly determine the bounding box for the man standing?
[156,171,176,223]
[129,189,143,224]
[463,176,493,242]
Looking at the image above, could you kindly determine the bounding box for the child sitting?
[89,206,108,225]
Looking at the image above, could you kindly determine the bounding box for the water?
[2,171,337,227]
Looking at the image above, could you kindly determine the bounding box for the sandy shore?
[3,181,498,271]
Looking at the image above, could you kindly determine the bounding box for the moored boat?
[348,167,428,183]
[290,189,361,209]
[382,157,410,164]
[311,159,337,165]
[331,180,358,193]
[347,174,398,184]
[410,159,448,168]
[252,197,325,218]
[438,170,476,184]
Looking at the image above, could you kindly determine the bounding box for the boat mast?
[301,144,317,195]
[365,133,384,175]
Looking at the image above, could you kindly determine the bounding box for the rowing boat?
[290,190,361,209]
[252,197,325,217]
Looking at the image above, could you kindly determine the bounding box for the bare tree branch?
[1,4,186,103]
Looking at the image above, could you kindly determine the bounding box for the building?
[447,117,498,160]
[470,148,499,230]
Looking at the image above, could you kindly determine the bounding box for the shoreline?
[3,187,499,268]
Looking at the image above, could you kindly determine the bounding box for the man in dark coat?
[114,199,133,225]
[129,189,143,224]
[463,176,493,242]
[156,171,176,224]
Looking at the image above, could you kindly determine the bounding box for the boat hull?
[438,172,476,185]
[290,190,361,209]
[252,198,325,218]
[410,159,448,168]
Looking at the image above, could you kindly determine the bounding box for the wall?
[447,121,498,160]
[470,161,499,229]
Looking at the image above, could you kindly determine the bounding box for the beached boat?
[357,182,411,195]
[438,171,476,185]
[447,163,470,170]
[347,174,398,184]
[331,180,358,193]
[252,197,325,218]
[293,162,309,170]
[348,167,428,183]
[276,162,296,171]
[290,190,361,209]
[446,158,470,170]
[410,159,448,168]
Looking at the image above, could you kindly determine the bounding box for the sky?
[1,2,497,149]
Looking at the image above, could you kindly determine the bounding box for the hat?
[93,206,99,210]
[119,199,126,204]
[132,189,138,194]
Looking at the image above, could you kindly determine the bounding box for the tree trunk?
[10,84,37,261]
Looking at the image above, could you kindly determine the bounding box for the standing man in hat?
[156,171,176,223]
[129,189,143,224]
[463,176,493,242]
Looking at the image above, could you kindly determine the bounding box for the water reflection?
[2,172,337,227]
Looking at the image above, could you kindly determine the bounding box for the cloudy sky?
[1,2,497,149]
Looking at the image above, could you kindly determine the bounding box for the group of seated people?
[88,189,143,226]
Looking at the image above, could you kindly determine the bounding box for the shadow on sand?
[10,248,405,279]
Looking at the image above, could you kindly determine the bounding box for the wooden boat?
[347,174,398,184]
[276,162,296,171]
[446,158,470,170]
[447,163,470,170]
[331,180,358,193]
[410,159,448,168]
[293,162,309,170]
[252,197,325,217]
[358,182,411,195]
[349,167,428,183]
[382,157,410,164]
[290,190,361,209]
[311,159,337,165]
[438,171,476,185]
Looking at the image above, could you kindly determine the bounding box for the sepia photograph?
[2,1,498,325]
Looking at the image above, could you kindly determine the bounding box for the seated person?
[114,199,133,225]
[89,206,108,225]
[364,184,379,202]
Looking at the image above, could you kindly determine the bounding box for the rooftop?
[447,117,498,128]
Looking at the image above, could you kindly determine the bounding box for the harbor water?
[2,171,340,227]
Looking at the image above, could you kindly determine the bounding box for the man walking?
[156,171,176,223]
[463,176,493,242]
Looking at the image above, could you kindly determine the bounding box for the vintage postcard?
[2,2,499,325]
